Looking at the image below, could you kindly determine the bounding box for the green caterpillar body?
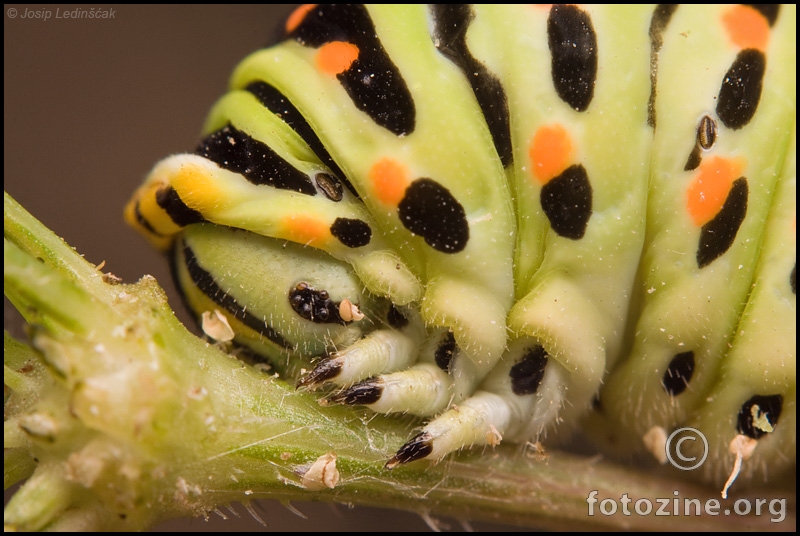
[126,5,796,489]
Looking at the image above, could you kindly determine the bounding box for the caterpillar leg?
[296,311,423,389]
[386,338,568,467]
[177,223,505,419]
[386,263,634,466]
[311,328,491,417]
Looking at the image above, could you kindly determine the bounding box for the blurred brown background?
[4,5,523,531]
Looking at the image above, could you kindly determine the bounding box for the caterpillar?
[126,4,796,491]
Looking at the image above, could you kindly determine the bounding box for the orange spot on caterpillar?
[722,5,770,52]
[687,156,745,227]
[317,41,360,76]
[172,164,229,214]
[286,4,316,34]
[369,158,410,206]
[529,124,573,184]
[283,215,330,246]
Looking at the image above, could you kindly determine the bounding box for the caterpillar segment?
[126,4,796,489]
[384,4,655,466]
[681,128,796,490]
[589,5,796,483]
[238,5,518,387]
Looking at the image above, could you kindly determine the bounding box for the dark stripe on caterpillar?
[662,351,695,396]
[156,186,206,227]
[647,4,679,128]
[133,199,167,237]
[434,331,457,372]
[737,394,783,439]
[329,217,372,248]
[397,178,469,253]
[540,164,593,240]
[177,238,293,350]
[195,124,317,195]
[697,177,748,268]
[510,345,549,396]
[716,49,766,130]
[547,4,598,112]
[287,4,416,136]
[245,80,358,198]
[430,4,513,168]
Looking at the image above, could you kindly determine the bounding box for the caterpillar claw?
[386,432,434,469]
[327,378,384,406]
[296,356,343,389]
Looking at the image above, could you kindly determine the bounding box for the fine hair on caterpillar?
[126,5,796,496]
